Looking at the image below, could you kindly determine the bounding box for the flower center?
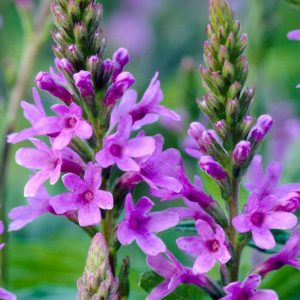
[208,239,220,252]
[109,144,122,157]
[128,218,139,230]
[65,117,77,129]
[251,211,265,226]
[84,190,94,202]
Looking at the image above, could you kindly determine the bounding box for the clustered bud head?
[77,233,119,299]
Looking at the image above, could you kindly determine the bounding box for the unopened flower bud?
[215,120,227,139]
[222,60,235,80]
[232,141,251,163]
[35,71,72,105]
[257,114,273,135]
[227,81,241,99]
[226,99,239,123]
[199,155,227,180]
[241,115,254,137]
[87,55,100,76]
[218,45,229,62]
[73,70,94,98]
[188,122,206,140]
[104,72,135,106]
[248,126,264,142]
[112,48,130,80]
[275,192,300,213]
[68,44,83,62]
[58,58,74,74]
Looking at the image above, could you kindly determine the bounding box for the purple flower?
[73,71,94,98]
[151,160,214,209]
[199,155,227,180]
[232,141,251,163]
[0,288,16,300]
[177,219,231,274]
[103,71,135,106]
[288,30,300,41]
[35,71,73,105]
[8,186,53,231]
[112,48,130,80]
[16,139,63,197]
[252,226,300,276]
[34,103,93,150]
[221,274,278,300]
[8,88,46,144]
[183,136,202,159]
[275,191,300,213]
[125,134,183,192]
[109,73,180,132]
[96,116,155,172]
[117,193,179,255]
[233,193,297,249]
[244,155,300,200]
[50,163,113,227]
[146,251,213,300]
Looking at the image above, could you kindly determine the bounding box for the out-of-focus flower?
[50,163,113,227]
[233,192,297,249]
[96,116,155,172]
[221,274,278,300]
[177,219,231,274]
[288,29,300,41]
[117,193,179,256]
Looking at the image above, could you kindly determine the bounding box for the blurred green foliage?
[1,0,300,299]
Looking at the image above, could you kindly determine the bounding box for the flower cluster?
[7,0,300,299]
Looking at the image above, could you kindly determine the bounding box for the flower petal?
[117,221,135,245]
[252,290,278,300]
[265,212,297,230]
[136,233,166,256]
[147,211,179,233]
[95,190,113,210]
[78,204,101,226]
[193,252,216,274]
[176,236,203,256]
[195,219,214,239]
[232,214,251,233]
[252,229,275,249]
[124,137,155,157]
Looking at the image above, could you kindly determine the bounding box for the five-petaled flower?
[50,163,113,227]
[177,219,231,274]
[117,193,179,255]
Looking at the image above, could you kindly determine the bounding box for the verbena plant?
[4,0,300,299]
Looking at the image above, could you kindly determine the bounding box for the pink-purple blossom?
[177,219,231,274]
[109,73,180,132]
[288,30,300,41]
[232,140,251,163]
[96,116,155,172]
[16,139,63,197]
[117,193,179,255]
[0,288,16,300]
[50,163,113,227]
[112,48,130,80]
[8,88,46,144]
[221,274,278,300]
[34,103,93,150]
[233,192,297,249]
[146,251,213,300]
[9,186,53,231]
[126,134,183,192]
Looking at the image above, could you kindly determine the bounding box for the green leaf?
[138,271,163,293]
[286,0,300,9]
[170,221,197,233]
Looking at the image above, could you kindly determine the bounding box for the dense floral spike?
[221,274,278,300]
[77,233,119,300]
[117,194,179,255]
[177,219,231,274]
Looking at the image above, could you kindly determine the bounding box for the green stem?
[227,177,241,282]
[0,0,52,286]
